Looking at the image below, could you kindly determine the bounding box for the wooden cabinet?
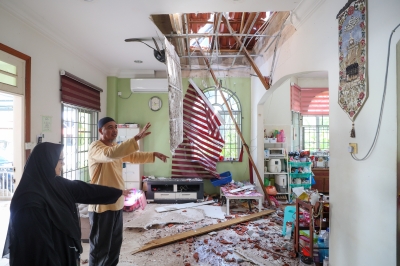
[146,178,204,203]
[312,168,329,193]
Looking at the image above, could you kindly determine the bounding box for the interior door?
[0,48,27,196]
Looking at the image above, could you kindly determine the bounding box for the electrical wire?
[351,23,400,161]
[118,92,133,99]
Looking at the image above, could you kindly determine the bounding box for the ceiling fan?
[125,37,165,63]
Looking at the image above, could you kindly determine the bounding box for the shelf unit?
[263,140,289,199]
[288,161,312,196]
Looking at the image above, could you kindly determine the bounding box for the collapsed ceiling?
[150,11,293,72]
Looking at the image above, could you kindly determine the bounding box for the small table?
[220,185,263,215]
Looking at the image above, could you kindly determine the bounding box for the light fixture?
[134,60,143,63]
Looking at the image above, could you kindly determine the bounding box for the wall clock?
[148,96,162,111]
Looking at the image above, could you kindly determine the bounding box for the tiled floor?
[0,201,301,265]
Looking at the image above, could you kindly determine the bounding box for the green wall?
[107,76,251,194]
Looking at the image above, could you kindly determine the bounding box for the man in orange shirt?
[88,117,168,266]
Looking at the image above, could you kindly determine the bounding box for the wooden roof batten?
[231,12,260,67]
[194,39,272,205]
[221,14,270,90]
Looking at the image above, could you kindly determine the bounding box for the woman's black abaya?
[2,142,123,265]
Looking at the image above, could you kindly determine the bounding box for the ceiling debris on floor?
[155,200,215,213]
[83,199,300,266]
[124,204,206,229]
[132,209,275,254]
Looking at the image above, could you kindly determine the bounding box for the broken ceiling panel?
[151,11,284,71]
[253,11,294,59]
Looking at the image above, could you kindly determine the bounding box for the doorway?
[0,44,31,198]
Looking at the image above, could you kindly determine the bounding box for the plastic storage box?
[211,171,232,186]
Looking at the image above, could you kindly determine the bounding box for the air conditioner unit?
[130,78,168,93]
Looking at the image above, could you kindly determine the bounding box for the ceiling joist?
[221,14,270,90]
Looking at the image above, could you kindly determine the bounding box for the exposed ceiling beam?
[150,14,174,35]
[170,14,185,63]
[165,33,276,38]
[236,12,246,49]
[180,54,262,58]
[221,14,270,90]
[209,12,220,56]
[240,12,257,43]
[231,12,259,67]
[188,19,243,24]
[190,48,253,53]
[184,13,191,68]
[181,66,250,70]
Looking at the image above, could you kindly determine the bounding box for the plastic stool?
[282,205,296,236]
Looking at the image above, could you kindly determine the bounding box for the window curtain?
[300,88,329,115]
[290,84,301,112]
[291,84,329,115]
[171,85,225,178]
[60,70,102,111]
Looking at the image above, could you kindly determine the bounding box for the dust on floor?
[81,200,299,266]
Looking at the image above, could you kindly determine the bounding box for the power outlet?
[349,143,358,154]
[118,92,122,96]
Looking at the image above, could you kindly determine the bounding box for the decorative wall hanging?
[337,0,367,137]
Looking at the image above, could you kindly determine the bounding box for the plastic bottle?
[322,228,329,259]
[317,228,329,262]
[317,231,324,263]
[280,129,285,142]
[277,131,281,142]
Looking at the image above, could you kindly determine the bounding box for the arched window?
[203,86,242,162]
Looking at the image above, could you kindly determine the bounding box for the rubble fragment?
[193,252,199,262]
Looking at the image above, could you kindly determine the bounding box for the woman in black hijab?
[2,142,131,265]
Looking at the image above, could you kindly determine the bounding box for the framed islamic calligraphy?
[337,0,367,137]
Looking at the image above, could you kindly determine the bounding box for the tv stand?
[146,178,204,203]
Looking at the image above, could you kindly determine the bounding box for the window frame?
[203,86,242,162]
[301,115,329,151]
[61,104,98,181]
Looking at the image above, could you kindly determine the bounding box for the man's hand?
[154,152,169,163]
[134,122,151,141]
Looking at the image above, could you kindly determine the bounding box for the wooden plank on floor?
[132,209,275,254]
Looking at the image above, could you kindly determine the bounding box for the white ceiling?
[0,0,315,77]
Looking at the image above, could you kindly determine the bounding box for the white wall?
[295,77,329,88]
[252,0,400,265]
[263,79,291,126]
[0,6,107,147]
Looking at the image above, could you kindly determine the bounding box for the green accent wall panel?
[108,76,252,194]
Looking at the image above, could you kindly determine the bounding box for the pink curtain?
[291,84,329,115]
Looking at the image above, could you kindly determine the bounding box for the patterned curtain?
[171,85,225,178]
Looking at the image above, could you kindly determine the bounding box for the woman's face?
[55,151,65,176]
